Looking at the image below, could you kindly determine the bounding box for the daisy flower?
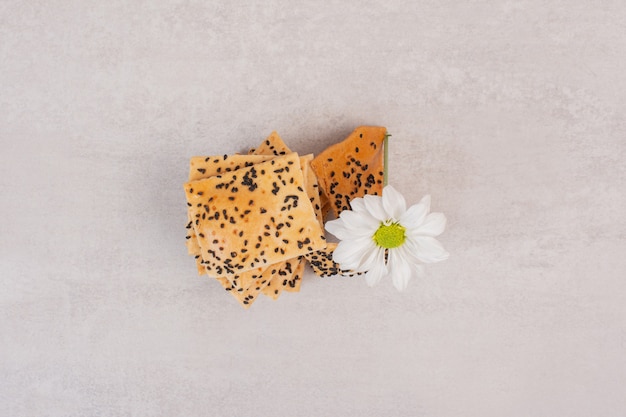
[325,185,449,291]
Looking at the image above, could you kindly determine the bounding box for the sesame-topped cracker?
[300,154,324,229]
[310,126,387,217]
[304,243,362,277]
[184,152,327,277]
[249,131,291,156]
[260,260,292,300]
[215,266,275,309]
[248,134,317,300]
[259,256,306,298]
[185,152,321,295]
[246,144,325,299]
[282,257,306,293]
[212,265,272,292]
[185,155,277,288]
[185,154,275,257]
[188,154,274,182]
[318,191,332,222]
[260,261,286,300]
[275,156,321,294]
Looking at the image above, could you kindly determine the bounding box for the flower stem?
[383,133,391,186]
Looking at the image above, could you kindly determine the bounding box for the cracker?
[249,135,325,298]
[249,131,291,156]
[282,257,306,293]
[310,126,387,217]
[304,243,362,277]
[184,152,327,277]
[215,266,275,309]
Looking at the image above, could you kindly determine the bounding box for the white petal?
[400,199,430,230]
[382,185,406,220]
[339,210,380,233]
[356,243,384,273]
[396,238,421,265]
[363,247,387,287]
[407,236,449,263]
[412,213,447,237]
[332,237,375,270]
[324,218,353,240]
[325,217,373,240]
[349,197,368,213]
[399,246,426,279]
[362,194,387,221]
[387,247,413,291]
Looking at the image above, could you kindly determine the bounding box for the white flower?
[325,185,449,291]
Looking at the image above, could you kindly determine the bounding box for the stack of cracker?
[184,127,387,308]
[184,133,326,308]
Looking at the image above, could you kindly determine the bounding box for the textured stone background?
[1,1,625,416]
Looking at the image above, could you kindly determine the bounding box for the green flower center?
[373,221,406,249]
